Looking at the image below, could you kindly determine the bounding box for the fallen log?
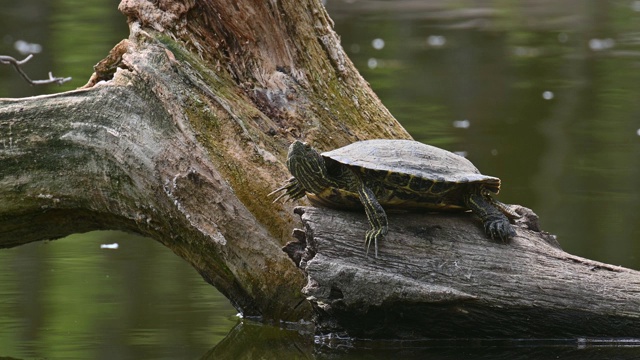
[286,206,640,339]
[0,0,408,323]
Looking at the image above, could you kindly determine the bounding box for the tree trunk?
[0,0,406,322]
[288,206,640,338]
[1,0,639,339]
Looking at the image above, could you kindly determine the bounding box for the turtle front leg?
[465,191,516,242]
[269,177,306,203]
[356,183,388,258]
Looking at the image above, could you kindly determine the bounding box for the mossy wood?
[1,0,639,339]
[0,0,406,322]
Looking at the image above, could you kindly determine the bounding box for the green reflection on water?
[0,231,238,359]
[331,0,640,269]
[48,0,127,91]
[0,0,128,97]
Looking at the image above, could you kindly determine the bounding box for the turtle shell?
[322,139,500,195]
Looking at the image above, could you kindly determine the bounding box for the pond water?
[1,0,640,359]
[0,232,238,358]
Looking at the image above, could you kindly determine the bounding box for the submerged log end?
[285,206,640,339]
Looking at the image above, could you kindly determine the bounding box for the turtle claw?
[364,226,388,258]
[269,177,306,203]
[484,218,516,243]
[364,231,379,258]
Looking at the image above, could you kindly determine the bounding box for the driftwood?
[285,206,640,339]
[0,0,408,324]
[0,54,72,85]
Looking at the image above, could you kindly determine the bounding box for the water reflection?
[207,322,640,360]
[202,321,314,359]
[0,0,128,97]
[0,232,238,359]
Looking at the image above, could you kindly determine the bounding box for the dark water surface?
[1,0,640,358]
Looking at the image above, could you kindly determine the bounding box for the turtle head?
[286,140,330,194]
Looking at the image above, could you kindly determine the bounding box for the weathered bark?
[0,0,407,322]
[288,206,640,338]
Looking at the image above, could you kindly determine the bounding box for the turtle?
[270,139,518,257]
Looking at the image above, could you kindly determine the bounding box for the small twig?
[0,54,72,85]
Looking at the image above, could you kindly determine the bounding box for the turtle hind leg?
[465,192,516,242]
[356,182,388,258]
